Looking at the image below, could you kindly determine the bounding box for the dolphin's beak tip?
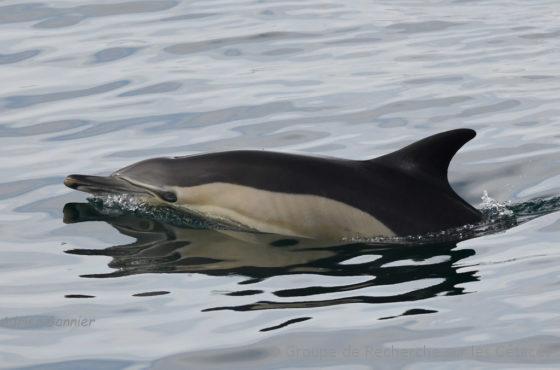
[64,175,80,189]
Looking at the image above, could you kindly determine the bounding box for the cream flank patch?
[173,182,395,239]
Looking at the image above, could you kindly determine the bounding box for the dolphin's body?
[64,128,482,239]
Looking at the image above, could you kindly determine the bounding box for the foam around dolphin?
[64,128,482,239]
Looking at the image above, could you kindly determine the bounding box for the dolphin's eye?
[160,191,177,203]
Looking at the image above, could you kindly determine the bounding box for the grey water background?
[1,0,560,369]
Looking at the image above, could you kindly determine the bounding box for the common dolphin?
[64,128,482,238]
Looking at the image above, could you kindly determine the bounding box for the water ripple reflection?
[64,202,478,316]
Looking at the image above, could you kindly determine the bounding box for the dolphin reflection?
[63,202,479,313]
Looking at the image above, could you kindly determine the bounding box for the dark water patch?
[91,47,141,64]
[239,278,265,285]
[260,317,311,332]
[132,291,170,297]
[223,48,242,56]
[119,81,182,96]
[0,49,40,64]
[160,13,217,22]
[379,308,437,320]
[65,294,95,298]
[2,80,130,109]
[273,277,377,298]
[226,290,264,296]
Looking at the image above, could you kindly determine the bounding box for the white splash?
[87,193,152,216]
[479,190,514,218]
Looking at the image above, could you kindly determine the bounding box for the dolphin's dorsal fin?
[370,128,476,188]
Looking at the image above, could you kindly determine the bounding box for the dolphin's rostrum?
[64,128,482,239]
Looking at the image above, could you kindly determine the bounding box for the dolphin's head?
[64,157,180,204]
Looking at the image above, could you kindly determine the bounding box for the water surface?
[1,0,560,369]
